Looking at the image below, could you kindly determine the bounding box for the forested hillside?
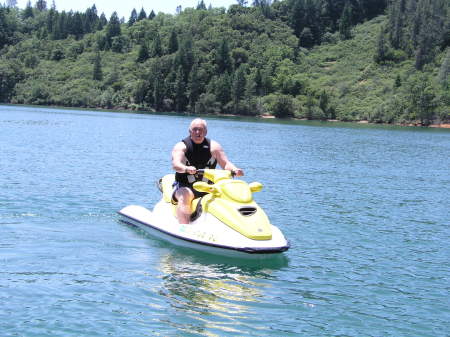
[0,0,448,125]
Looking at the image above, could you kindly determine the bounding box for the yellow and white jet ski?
[118,169,289,258]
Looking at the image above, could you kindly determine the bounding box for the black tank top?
[175,137,217,185]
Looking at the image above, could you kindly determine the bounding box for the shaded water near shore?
[1,105,449,336]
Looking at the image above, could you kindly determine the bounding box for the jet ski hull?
[118,204,290,259]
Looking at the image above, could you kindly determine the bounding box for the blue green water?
[1,105,449,336]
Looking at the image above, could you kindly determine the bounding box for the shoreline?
[2,103,449,129]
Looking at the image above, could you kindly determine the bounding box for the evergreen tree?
[93,52,103,81]
[152,32,162,57]
[408,75,437,125]
[438,49,449,89]
[215,39,232,74]
[374,27,388,63]
[149,10,156,20]
[299,27,314,48]
[35,0,46,11]
[168,29,178,54]
[339,2,352,40]
[128,9,137,26]
[71,12,84,39]
[137,8,147,21]
[215,73,232,106]
[153,73,164,111]
[197,0,207,10]
[254,68,263,96]
[176,34,194,80]
[23,1,34,18]
[394,74,402,88]
[106,12,121,48]
[84,5,99,33]
[174,67,187,111]
[188,61,202,112]
[137,43,149,62]
[97,13,107,30]
[232,65,247,110]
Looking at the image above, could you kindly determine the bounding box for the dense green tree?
[299,27,314,48]
[168,29,178,54]
[438,49,449,89]
[232,65,247,110]
[35,0,46,11]
[215,39,232,74]
[174,66,187,111]
[0,59,24,102]
[408,75,437,125]
[231,47,248,68]
[23,1,34,18]
[84,5,99,33]
[188,61,202,111]
[339,2,353,40]
[93,52,102,81]
[153,72,164,111]
[176,34,194,80]
[137,8,147,21]
[0,8,15,49]
[374,27,389,63]
[97,13,107,30]
[151,32,162,57]
[128,9,137,26]
[197,0,207,10]
[137,43,149,62]
[105,12,121,49]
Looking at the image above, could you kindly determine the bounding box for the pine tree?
[149,10,156,20]
[232,65,247,111]
[215,39,232,74]
[299,27,314,48]
[106,12,121,48]
[93,52,102,81]
[438,49,450,89]
[153,73,164,111]
[339,2,352,40]
[188,61,201,112]
[254,68,263,96]
[35,0,47,11]
[128,9,137,26]
[394,74,402,88]
[97,13,107,30]
[197,0,207,10]
[137,8,147,21]
[152,32,162,57]
[374,27,388,63]
[23,0,34,18]
[174,67,187,111]
[168,29,178,54]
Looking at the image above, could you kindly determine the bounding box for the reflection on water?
[155,250,288,335]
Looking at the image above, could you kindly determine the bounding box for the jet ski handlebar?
[195,169,236,177]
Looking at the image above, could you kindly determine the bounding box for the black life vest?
[175,137,217,185]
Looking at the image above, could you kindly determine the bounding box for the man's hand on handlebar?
[185,166,197,175]
[232,168,244,177]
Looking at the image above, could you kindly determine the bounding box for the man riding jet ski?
[171,118,244,225]
[118,119,290,258]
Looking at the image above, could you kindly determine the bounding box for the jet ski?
[118,169,290,258]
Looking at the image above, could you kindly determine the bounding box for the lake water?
[1,105,449,336]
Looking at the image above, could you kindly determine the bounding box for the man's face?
[189,123,207,144]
